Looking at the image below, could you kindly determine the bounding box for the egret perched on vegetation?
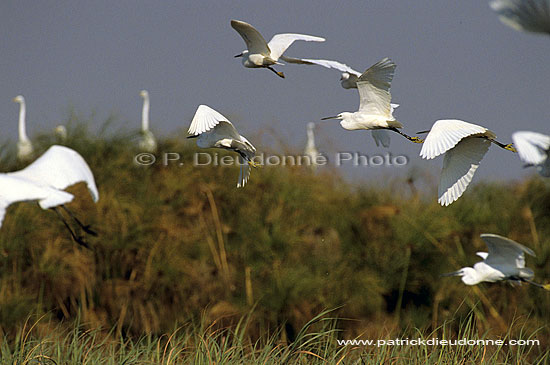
[13,95,34,161]
[419,119,516,206]
[512,131,550,176]
[299,58,362,89]
[442,233,548,289]
[0,145,99,247]
[187,105,257,188]
[321,58,422,147]
[138,90,157,152]
[231,20,325,78]
[490,0,550,35]
[304,122,319,169]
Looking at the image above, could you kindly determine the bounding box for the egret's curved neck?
[18,101,29,142]
[141,95,150,132]
[306,126,315,149]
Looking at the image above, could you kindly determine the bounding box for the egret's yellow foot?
[543,283,550,291]
[410,137,424,143]
[505,144,517,153]
[248,160,261,168]
[276,71,285,79]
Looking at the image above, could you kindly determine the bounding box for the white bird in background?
[13,95,34,162]
[54,125,68,142]
[0,145,99,247]
[304,122,320,170]
[299,58,362,89]
[419,119,516,206]
[138,90,157,152]
[442,233,548,289]
[187,105,257,188]
[512,131,550,176]
[231,19,325,79]
[490,0,550,35]
[321,58,422,147]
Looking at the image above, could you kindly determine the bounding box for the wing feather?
[438,137,491,206]
[10,145,98,203]
[188,105,236,136]
[356,58,396,116]
[512,131,550,165]
[481,234,535,269]
[420,119,494,160]
[297,58,361,75]
[267,33,325,61]
[490,0,550,34]
[231,20,271,56]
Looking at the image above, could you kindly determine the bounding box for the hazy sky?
[1,1,549,184]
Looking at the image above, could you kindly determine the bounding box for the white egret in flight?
[0,145,99,247]
[138,90,157,152]
[304,122,319,170]
[442,233,549,289]
[321,58,422,147]
[231,20,325,78]
[187,105,257,188]
[490,0,550,35]
[419,119,516,206]
[299,58,362,89]
[512,131,550,176]
[13,95,34,161]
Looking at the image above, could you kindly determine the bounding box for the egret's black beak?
[416,130,431,134]
[321,116,339,120]
[187,135,199,139]
[440,270,461,277]
[234,53,243,58]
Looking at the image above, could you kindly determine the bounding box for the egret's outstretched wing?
[390,103,399,115]
[0,176,74,227]
[512,131,550,165]
[10,145,98,203]
[481,233,535,269]
[371,130,391,147]
[237,157,251,188]
[356,58,396,116]
[490,0,550,34]
[438,137,491,206]
[188,105,235,136]
[231,20,271,56]
[298,58,361,75]
[419,119,494,160]
[267,33,325,61]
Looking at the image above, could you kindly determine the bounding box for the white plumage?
[304,122,319,170]
[443,234,545,288]
[419,119,515,206]
[490,0,550,34]
[321,58,421,147]
[188,105,257,188]
[299,58,362,89]
[13,95,34,162]
[512,131,550,176]
[0,145,99,228]
[231,20,325,78]
[138,90,157,153]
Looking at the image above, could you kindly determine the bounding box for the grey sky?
[1,1,549,184]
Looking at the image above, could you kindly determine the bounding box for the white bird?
[187,105,257,188]
[304,122,320,170]
[0,145,99,247]
[512,131,550,176]
[138,90,157,152]
[321,58,422,147]
[54,125,68,141]
[490,0,550,35]
[442,233,548,289]
[298,58,362,89]
[419,119,516,206]
[13,95,34,161]
[231,19,325,78]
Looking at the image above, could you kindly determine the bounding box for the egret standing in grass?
[231,20,325,79]
[490,0,550,35]
[321,58,422,147]
[138,90,157,152]
[512,131,550,176]
[54,125,68,142]
[0,145,99,247]
[419,119,516,206]
[13,95,34,161]
[187,105,257,188]
[442,233,548,289]
[304,122,320,170]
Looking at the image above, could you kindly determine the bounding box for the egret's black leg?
[387,127,424,143]
[266,66,285,78]
[61,205,97,236]
[51,208,90,249]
